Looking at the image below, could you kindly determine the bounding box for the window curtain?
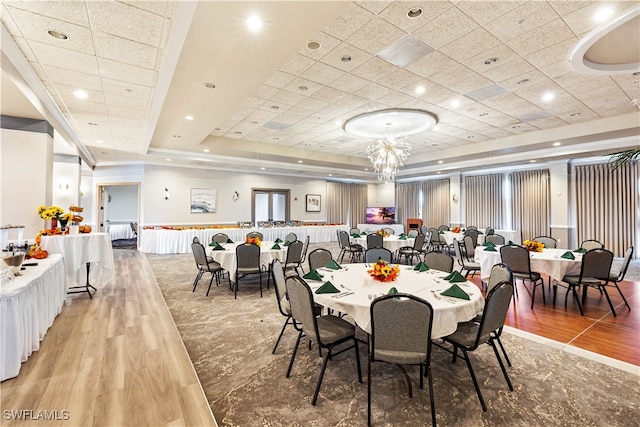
[575,161,638,257]
[396,182,421,229]
[464,174,504,229]
[326,182,367,227]
[421,179,450,228]
[511,169,550,241]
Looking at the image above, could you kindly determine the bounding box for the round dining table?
[311,263,484,338]
[208,241,288,282]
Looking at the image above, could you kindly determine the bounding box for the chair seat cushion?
[317,315,355,344]
[562,275,602,285]
[444,321,488,348]
[464,262,481,269]
[513,271,541,282]
[374,349,426,365]
[349,244,364,251]
[237,267,260,273]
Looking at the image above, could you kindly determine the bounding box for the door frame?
[251,188,290,224]
[96,182,141,235]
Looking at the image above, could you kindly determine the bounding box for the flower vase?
[60,219,68,233]
[50,219,58,231]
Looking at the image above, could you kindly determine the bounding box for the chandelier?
[343,108,438,182]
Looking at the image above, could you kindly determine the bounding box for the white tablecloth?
[139,225,349,254]
[313,264,484,337]
[475,246,582,282]
[352,235,415,253]
[41,233,115,289]
[208,241,287,282]
[356,224,405,235]
[106,224,134,240]
[1,254,66,381]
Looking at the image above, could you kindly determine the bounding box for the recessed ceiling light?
[529,159,537,163]
[298,85,308,91]
[516,78,530,85]
[479,112,488,117]
[341,55,352,63]
[594,7,615,22]
[203,148,210,152]
[307,40,321,50]
[570,112,581,117]
[467,135,474,139]
[246,15,263,32]
[431,143,438,147]
[438,160,443,164]
[512,125,521,129]
[165,158,171,161]
[335,120,343,127]
[234,131,242,135]
[553,142,561,147]
[270,105,279,110]
[364,168,369,171]
[407,7,423,18]
[250,121,258,125]
[96,140,103,144]
[297,160,303,164]
[328,174,333,177]
[484,57,498,65]
[185,115,194,120]
[415,85,426,95]
[88,122,98,126]
[260,167,266,170]
[73,89,88,99]
[255,155,261,159]
[633,71,640,76]
[204,83,216,89]
[48,30,68,40]
[173,134,181,138]
[542,92,555,102]
[437,171,442,174]
[451,99,461,108]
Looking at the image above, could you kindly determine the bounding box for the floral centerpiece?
[451,226,461,233]
[246,236,262,246]
[37,205,73,232]
[367,259,400,282]
[375,229,390,238]
[523,239,544,252]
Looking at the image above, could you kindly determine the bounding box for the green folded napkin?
[448,271,467,283]
[212,242,225,251]
[508,240,514,245]
[351,233,361,238]
[484,246,497,252]
[271,243,281,250]
[573,247,586,253]
[438,231,444,234]
[303,269,324,281]
[413,261,430,272]
[315,281,340,294]
[399,233,406,238]
[442,271,454,280]
[325,259,342,270]
[283,240,291,247]
[387,286,398,295]
[483,241,495,248]
[441,284,470,300]
[275,238,283,243]
[399,235,407,240]
[226,238,233,243]
[561,251,575,260]
[477,230,484,235]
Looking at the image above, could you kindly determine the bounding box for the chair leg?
[272,316,293,354]
[367,357,372,427]
[205,273,215,296]
[614,282,631,310]
[566,285,584,315]
[286,331,303,378]
[600,286,617,317]
[312,347,332,405]
[460,348,487,412]
[192,270,203,292]
[353,338,363,383]
[426,364,437,427]
[495,335,512,367]
[489,339,513,391]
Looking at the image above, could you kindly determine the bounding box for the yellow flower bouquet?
[37,205,66,220]
[246,236,262,246]
[367,259,400,282]
[523,239,544,252]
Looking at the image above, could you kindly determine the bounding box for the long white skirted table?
[40,233,115,293]
[1,254,66,381]
[106,223,135,240]
[352,235,415,253]
[356,224,405,235]
[139,225,349,254]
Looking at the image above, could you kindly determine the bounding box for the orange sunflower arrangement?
[523,239,544,252]
[451,226,461,233]
[246,236,262,246]
[368,259,400,283]
[375,229,390,238]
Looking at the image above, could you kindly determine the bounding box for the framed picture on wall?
[190,188,217,213]
[306,194,321,212]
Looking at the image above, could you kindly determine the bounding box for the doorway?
[252,189,290,224]
[97,183,140,246]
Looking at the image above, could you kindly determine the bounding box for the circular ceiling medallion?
[343,108,438,139]
[570,6,640,75]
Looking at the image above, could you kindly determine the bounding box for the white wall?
[367,182,394,207]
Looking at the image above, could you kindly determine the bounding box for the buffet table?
[106,223,135,240]
[139,225,349,254]
[1,254,66,381]
[40,233,115,294]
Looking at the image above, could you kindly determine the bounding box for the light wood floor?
[0,250,216,427]
[1,248,637,427]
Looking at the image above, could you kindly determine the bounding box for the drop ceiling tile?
[335,94,368,110]
[318,103,352,118]
[86,1,166,47]
[525,37,579,68]
[448,73,494,94]
[12,37,38,63]
[300,61,345,85]
[258,100,291,115]
[320,42,371,72]
[379,0,453,33]
[439,27,502,61]
[28,40,99,75]
[101,78,153,101]
[296,97,329,112]
[281,54,316,76]
[350,55,398,81]
[507,18,574,56]
[484,1,559,42]
[104,93,149,111]
[264,71,296,89]
[329,73,371,93]
[256,85,278,99]
[4,1,90,26]
[479,57,535,83]
[354,82,394,101]
[548,1,595,17]
[377,68,421,90]
[429,63,477,86]
[298,31,342,61]
[310,86,349,103]
[375,90,413,107]
[404,51,457,78]
[63,97,107,114]
[355,0,391,15]
[283,77,323,97]
[539,59,575,79]
[454,1,525,25]
[611,74,640,99]
[498,69,550,91]
[561,2,631,36]
[527,116,568,129]
[269,89,306,107]
[346,16,407,56]
[412,6,479,49]
[462,43,520,75]
[322,3,374,41]
[97,57,155,86]
[93,32,158,69]
[108,106,147,121]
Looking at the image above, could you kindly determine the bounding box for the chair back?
[284,232,297,243]
[533,236,557,249]
[423,251,454,273]
[246,231,264,240]
[412,233,426,250]
[428,228,440,244]
[337,230,347,249]
[130,222,138,236]
[349,228,361,235]
[382,227,395,235]
[308,248,333,272]
[485,227,495,236]
[579,248,614,281]
[272,259,289,316]
[438,225,450,232]
[485,234,505,246]
[192,236,201,244]
[365,247,393,263]
[464,229,479,247]
[370,294,433,363]
[453,239,465,266]
[581,239,604,251]
[300,235,311,263]
[285,240,304,265]
[475,281,514,346]
[488,263,512,294]
[286,276,320,343]
[407,229,419,238]
[463,235,475,259]
[191,241,209,267]
[499,245,532,276]
[367,233,383,249]
[212,233,229,244]
[420,225,427,235]
[614,246,634,281]
[236,243,260,270]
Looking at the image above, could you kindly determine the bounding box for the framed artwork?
[306,194,321,212]
[190,188,217,213]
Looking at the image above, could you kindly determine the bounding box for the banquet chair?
[308,248,333,272]
[485,227,495,236]
[285,276,362,406]
[442,281,515,412]
[271,259,294,354]
[368,294,436,427]
[382,227,395,235]
[212,232,229,245]
[581,239,604,251]
[193,236,215,263]
[246,231,264,240]
[283,240,304,277]
[337,230,363,263]
[397,233,426,265]
[558,248,617,316]
[349,227,361,235]
[298,235,311,273]
[191,241,223,297]
[130,221,138,237]
[420,225,428,235]
[533,236,557,249]
[407,229,419,238]
[463,235,476,261]
[485,234,505,246]
[428,228,447,252]
[367,233,383,249]
[453,239,480,278]
[464,228,479,248]
[366,247,393,264]
[500,245,545,309]
[232,243,264,299]
[438,224,450,232]
[423,251,454,273]
[284,232,297,243]
[608,246,633,311]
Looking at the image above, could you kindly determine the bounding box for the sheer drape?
[575,162,638,257]
[511,169,550,241]
[396,182,421,229]
[464,174,503,229]
[421,179,450,228]
[326,182,367,227]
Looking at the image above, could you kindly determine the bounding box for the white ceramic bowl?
[1,251,25,275]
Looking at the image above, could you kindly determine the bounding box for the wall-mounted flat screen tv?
[366,207,396,224]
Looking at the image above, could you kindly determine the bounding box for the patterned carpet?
[143,245,639,426]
